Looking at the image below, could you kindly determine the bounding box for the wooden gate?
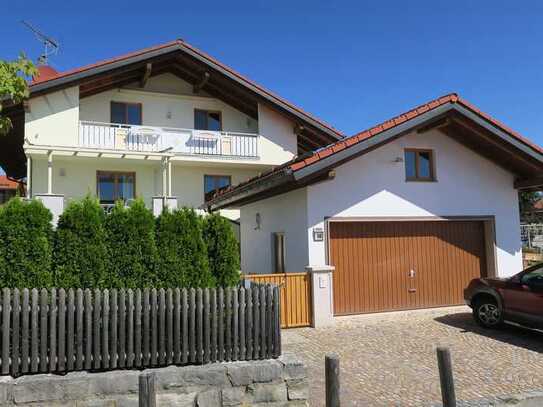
[245,273,312,328]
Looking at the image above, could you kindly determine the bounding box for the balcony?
[78,121,259,159]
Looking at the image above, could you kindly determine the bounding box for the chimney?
[32,65,59,83]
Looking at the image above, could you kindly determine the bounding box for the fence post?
[436,347,456,407]
[139,372,156,407]
[325,353,340,407]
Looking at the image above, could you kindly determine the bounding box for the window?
[97,171,135,204]
[204,175,231,201]
[194,109,222,131]
[111,102,142,125]
[404,149,435,181]
[521,266,543,288]
[273,232,286,274]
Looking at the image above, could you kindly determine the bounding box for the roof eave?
[29,44,181,95]
[28,42,342,141]
[205,169,294,211]
[293,103,543,182]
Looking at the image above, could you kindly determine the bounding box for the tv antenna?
[21,20,59,65]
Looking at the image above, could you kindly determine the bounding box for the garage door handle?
[408,288,417,293]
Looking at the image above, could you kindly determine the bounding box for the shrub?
[104,199,158,287]
[203,213,240,287]
[53,196,108,288]
[156,208,214,288]
[0,198,53,287]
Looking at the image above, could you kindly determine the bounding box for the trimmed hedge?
[156,208,214,288]
[203,213,240,287]
[0,198,53,287]
[104,199,158,288]
[0,196,241,289]
[53,196,108,288]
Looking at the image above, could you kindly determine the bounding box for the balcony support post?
[167,158,172,197]
[161,157,167,197]
[47,150,53,195]
[26,156,32,199]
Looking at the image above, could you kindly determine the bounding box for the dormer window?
[404,149,435,182]
[194,109,222,131]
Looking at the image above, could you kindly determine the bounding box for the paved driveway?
[283,306,543,406]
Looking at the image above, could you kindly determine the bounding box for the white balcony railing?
[78,121,259,158]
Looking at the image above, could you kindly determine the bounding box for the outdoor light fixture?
[255,213,261,230]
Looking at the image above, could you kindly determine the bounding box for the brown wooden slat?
[330,220,486,315]
[245,273,312,328]
[0,286,282,376]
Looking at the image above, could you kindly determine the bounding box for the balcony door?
[111,102,142,125]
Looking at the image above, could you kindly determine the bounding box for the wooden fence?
[0,286,281,377]
[245,273,312,328]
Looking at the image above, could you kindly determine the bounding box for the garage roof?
[205,93,543,210]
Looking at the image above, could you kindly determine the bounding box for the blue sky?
[2,0,543,143]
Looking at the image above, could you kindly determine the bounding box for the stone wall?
[0,354,308,406]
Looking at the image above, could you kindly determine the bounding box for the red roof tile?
[0,176,19,190]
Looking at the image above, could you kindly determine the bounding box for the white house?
[2,40,341,224]
[206,94,543,326]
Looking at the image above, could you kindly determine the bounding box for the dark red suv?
[464,263,543,329]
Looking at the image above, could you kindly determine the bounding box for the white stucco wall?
[240,188,308,274]
[25,86,80,146]
[171,164,260,220]
[257,103,297,165]
[29,155,260,220]
[306,129,523,277]
[30,156,159,208]
[80,74,258,134]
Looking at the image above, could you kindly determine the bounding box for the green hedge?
[156,208,214,288]
[53,196,108,288]
[104,199,158,288]
[203,213,240,287]
[0,196,241,289]
[0,198,53,287]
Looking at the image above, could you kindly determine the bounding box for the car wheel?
[473,298,503,328]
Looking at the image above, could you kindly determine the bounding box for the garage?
[329,220,488,315]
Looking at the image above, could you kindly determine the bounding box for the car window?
[521,267,543,285]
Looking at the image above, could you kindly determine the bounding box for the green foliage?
[53,196,108,288]
[203,213,240,287]
[0,198,53,287]
[0,54,37,135]
[104,199,158,288]
[156,208,214,288]
[519,191,542,223]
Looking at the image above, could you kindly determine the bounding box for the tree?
[0,198,53,287]
[156,208,213,288]
[519,191,542,223]
[203,213,240,287]
[0,54,37,135]
[53,196,108,288]
[104,199,158,287]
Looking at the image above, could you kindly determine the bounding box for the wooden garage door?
[329,221,487,315]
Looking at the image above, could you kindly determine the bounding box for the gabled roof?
[205,93,543,210]
[1,39,345,179]
[28,39,342,143]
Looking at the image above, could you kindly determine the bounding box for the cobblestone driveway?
[283,306,543,406]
